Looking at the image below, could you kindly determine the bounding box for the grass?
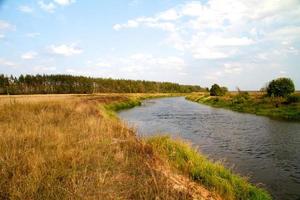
[104,93,181,117]
[105,99,142,112]
[0,94,191,199]
[147,136,271,200]
[186,92,300,121]
[0,93,272,200]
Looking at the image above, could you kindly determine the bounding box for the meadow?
[0,94,271,200]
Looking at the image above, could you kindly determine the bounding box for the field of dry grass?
[0,94,221,200]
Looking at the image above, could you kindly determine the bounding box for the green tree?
[266,77,295,97]
[0,74,206,95]
[0,74,9,94]
[210,84,226,96]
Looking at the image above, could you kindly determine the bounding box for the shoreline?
[108,94,272,200]
[186,93,300,122]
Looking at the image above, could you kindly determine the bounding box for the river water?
[118,97,300,200]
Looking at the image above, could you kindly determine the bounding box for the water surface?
[118,97,300,200]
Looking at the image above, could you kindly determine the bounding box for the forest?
[0,74,205,95]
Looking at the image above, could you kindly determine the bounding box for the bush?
[286,94,300,104]
[231,88,250,104]
[213,97,220,102]
[232,96,247,104]
[266,78,295,97]
[210,84,227,96]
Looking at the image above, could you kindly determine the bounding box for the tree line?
[209,77,295,97]
[0,74,205,95]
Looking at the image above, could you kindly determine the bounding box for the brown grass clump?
[0,94,216,200]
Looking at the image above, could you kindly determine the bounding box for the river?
[118,97,300,200]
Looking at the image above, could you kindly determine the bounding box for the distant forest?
[0,74,205,95]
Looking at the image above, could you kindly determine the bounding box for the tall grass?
[147,136,271,200]
[0,96,191,199]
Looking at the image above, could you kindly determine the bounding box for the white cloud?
[21,51,38,60]
[129,0,141,7]
[224,63,242,74]
[49,44,83,56]
[53,0,75,6]
[0,20,15,31]
[77,54,187,81]
[126,53,185,70]
[113,20,139,31]
[0,58,17,67]
[66,68,76,73]
[95,61,112,67]
[38,0,75,12]
[248,0,300,20]
[157,9,180,21]
[146,22,176,32]
[26,32,41,38]
[205,63,243,80]
[181,2,204,17]
[268,26,300,40]
[34,66,57,72]
[205,36,254,47]
[18,5,33,13]
[0,34,4,39]
[256,45,299,61]
[114,16,177,32]
[280,70,287,74]
[38,1,56,13]
[114,0,300,61]
[192,47,234,59]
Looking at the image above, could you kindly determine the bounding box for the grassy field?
[0,94,271,200]
[186,92,300,121]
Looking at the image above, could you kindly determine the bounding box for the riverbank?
[0,94,271,199]
[186,92,300,121]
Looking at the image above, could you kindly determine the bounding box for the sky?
[0,0,300,90]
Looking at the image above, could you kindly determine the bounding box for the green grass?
[105,99,142,112]
[104,93,181,117]
[186,93,300,121]
[147,136,272,200]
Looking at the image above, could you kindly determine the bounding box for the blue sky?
[0,0,299,90]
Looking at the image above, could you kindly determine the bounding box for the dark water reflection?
[118,97,300,200]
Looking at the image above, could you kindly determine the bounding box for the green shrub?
[286,94,300,104]
[232,91,250,104]
[213,97,220,102]
[210,84,227,96]
[233,96,246,104]
[266,78,295,97]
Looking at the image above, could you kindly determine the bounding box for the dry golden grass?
[0,94,219,200]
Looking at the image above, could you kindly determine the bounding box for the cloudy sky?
[0,0,299,90]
